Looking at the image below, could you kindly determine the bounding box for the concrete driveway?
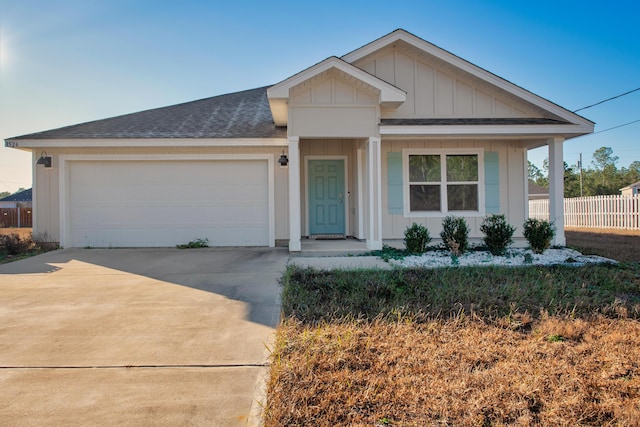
[0,247,289,426]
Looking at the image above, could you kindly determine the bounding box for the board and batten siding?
[354,45,544,120]
[381,140,527,239]
[288,70,381,138]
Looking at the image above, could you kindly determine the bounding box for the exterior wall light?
[278,152,289,167]
[36,151,52,168]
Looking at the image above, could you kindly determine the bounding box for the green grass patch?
[281,263,640,322]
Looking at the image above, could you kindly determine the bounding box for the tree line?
[529,147,640,198]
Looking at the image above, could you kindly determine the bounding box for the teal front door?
[308,159,346,236]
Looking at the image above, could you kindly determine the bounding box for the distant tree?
[591,147,619,171]
[530,147,638,197]
[564,162,582,198]
[590,146,619,192]
[0,191,10,199]
[528,161,547,187]
[623,161,640,185]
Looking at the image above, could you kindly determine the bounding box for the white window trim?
[402,148,485,218]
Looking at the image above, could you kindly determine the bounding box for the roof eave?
[4,137,289,149]
[379,123,593,138]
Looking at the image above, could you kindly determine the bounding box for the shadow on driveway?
[0,247,289,425]
[0,247,289,328]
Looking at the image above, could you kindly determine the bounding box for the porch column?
[366,136,382,250]
[548,137,566,246]
[288,136,301,251]
[356,148,365,240]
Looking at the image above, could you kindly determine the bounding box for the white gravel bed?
[390,248,616,269]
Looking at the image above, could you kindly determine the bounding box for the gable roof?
[0,188,32,202]
[528,181,549,196]
[343,29,593,133]
[267,56,407,126]
[8,87,285,141]
[620,180,640,191]
[6,29,594,144]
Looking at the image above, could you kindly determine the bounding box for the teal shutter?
[387,152,403,214]
[484,151,500,214]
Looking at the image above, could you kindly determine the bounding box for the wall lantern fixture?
[36,151,52,168]
[278,152,289,167]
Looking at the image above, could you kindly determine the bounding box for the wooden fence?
[0,208,33,228]
[529,195,640,230]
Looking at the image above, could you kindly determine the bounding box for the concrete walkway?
[0,248,288,426]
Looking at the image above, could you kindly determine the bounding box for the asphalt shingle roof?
[0,188,32,202]
[10,86,285,140]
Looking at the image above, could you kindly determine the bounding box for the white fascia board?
[268,99,288,126]
[380,123,593,137]
[7,138,289,149]
[343,30,594,128]
[268,57,406,104]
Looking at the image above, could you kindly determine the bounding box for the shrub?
[480,214,515,256]
[0,233,32,256]
[404,223,431,254]
[176,237,209,249]
[440,215,469,255]
[523,218,555,254]
[32,231,59,252]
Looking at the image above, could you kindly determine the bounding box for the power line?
[573,87,640,112]
[568,117,640,141]
[593,118,640,135]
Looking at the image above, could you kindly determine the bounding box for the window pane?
[447,184,478,211]
[446,155,478,181]
[410,184,441,211]
[409,155,440,182]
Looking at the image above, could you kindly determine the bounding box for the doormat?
[312,234,347,240]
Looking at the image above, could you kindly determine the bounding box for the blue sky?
[1,0,638,193]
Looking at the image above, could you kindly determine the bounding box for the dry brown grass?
[266,316,640,426]
[566,229,640,263]
[566,227,640,237]
[0,228,32,239]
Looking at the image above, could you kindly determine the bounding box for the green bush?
[480,214,515,256]
[176,237,209,249]
[440,215,469,255]
[404,223,431,254]
[0,233,32,256]
[523,218,555,254]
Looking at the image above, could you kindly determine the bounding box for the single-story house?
[620,181,640,196]
[528,182,549,200]
[5,29,593,250]
[0,188,33,208]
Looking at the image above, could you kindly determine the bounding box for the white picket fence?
[529,195,640,230]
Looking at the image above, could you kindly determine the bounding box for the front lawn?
[265,263,640,426]
[281,264,640,322]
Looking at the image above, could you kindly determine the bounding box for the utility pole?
[578,153,584,197]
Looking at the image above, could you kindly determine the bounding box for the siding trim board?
[387,152,403,214]
[484,151,500,214]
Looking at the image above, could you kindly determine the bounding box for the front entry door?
[308,159,346,236]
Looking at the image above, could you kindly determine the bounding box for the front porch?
[287,136,383,252]
[292,237,406,257]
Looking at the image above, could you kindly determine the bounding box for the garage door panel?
[68,160,270,247]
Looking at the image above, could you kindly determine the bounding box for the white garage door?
[67,160,270,247]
